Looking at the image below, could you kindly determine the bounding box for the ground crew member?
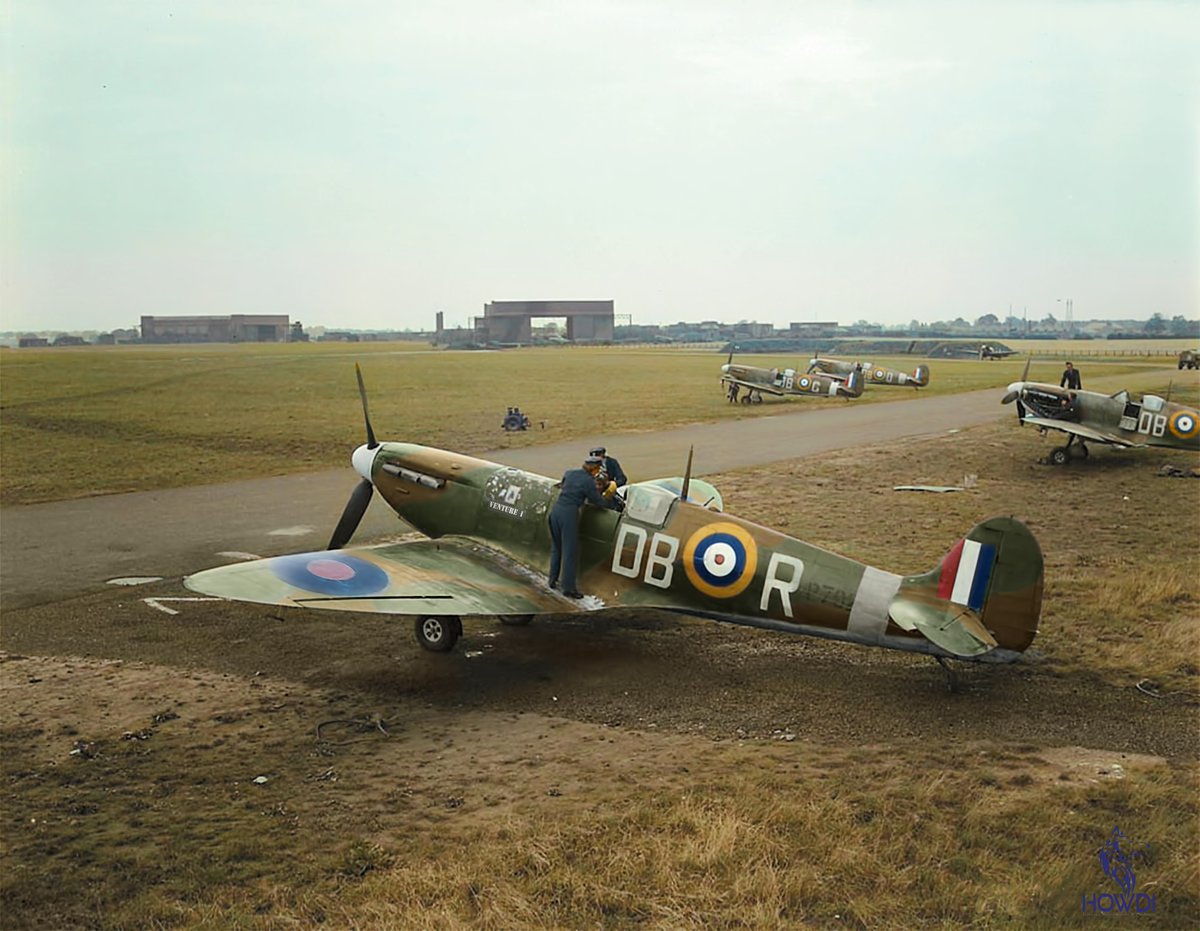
[1060,361,1082,390]
[589,446,628,488]
[548,456,623,598]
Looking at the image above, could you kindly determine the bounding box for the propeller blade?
[680,445,694,502]
[355,363,378,449]
[1001,390,1019,405]
[1020,357,1031,382]
[328,478,373,550]
[726,347,734,366]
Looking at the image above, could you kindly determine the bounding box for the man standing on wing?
[548,456,623,598]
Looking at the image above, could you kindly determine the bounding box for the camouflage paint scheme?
[1002,378,1200,463]
[720,361,864,402]
[807,356,930,388]
[188,441,1044,662]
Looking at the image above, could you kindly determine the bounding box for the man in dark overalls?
[589,446,628,489]
[548,456,622,598]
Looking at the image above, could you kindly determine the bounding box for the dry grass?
[3,709,1195,930]
[0,342,1160,505]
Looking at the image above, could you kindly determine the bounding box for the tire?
[415,615,460,652]
[499,614,533,626]
[1049,447,1070,466]
[740,394,752,405]
[1074,444,1089,459]
[502,414,523,431]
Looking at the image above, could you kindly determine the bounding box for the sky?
[3,1,1198,332]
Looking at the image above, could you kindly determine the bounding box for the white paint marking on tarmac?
[217,551,262,561]
[107,577,164,586]
[268,526,315,537]
[143,597,223,616]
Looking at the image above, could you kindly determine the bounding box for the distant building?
[18,336,49,348]
[473,301,614,344]
[52,335,87,346]
[140,315,290,343]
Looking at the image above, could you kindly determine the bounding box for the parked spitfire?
[720,352,864,403]
[187,366,1044,668]
[1001,361,1200,463]
[959,343,1018,360]
[807,356,930,388]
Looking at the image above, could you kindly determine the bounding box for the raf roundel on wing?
[272,553,390,596]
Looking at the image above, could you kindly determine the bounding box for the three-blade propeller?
[328,364,380,550]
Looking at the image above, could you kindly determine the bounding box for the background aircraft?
[1001,362,1200,463]
[720,352,864,402]
[962,343,1018,360]
[187,366,1044,668]
[807,356,930,388]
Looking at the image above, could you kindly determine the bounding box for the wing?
[722,377,785,396]
[184,537,586,616]
[1021,417,1143,448]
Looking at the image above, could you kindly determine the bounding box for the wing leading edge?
[184,538,586,616]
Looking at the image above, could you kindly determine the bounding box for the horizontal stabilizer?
[888,597,997,657]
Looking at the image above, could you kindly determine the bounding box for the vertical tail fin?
[888,516,1043,660]
[839,368,864,398]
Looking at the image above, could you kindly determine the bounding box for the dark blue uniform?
[601,455,628,488]
[548,468,620,595]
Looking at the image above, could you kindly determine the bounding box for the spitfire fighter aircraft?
[187,367,1044,672]
[960,343,1018,360]
[720,352,864,403]
[1001,361,1200,464]
[807,356,930,389]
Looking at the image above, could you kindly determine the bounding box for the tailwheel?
[499,614,533,626]
[1048,446,1071,466]
[935,656,960,693]
[415,615,461,652]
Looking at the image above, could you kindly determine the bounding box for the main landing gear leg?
[935,655,960,693]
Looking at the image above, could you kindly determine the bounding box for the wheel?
[499,614,533,626]
[1073,444,1089,459]
[415,615,460,652]
[1049,447,1070,466]
[502,414,523,431]
[740,394,752,404]
[753,393,763,404]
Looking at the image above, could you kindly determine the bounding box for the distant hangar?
[140,314,290,343]
[472,301,614,344]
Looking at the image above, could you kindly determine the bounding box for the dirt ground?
[2,415,1198,928]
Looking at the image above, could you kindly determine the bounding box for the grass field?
[0,342,1168,505]
[1,342,1198,928]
